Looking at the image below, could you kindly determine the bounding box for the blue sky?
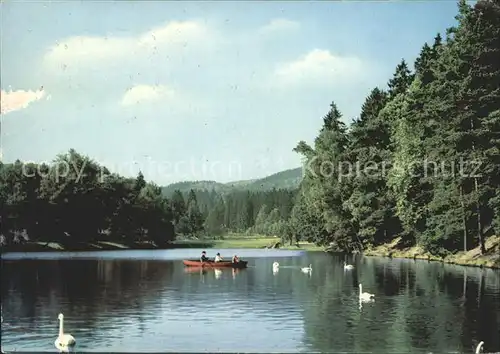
[1,1,462,185]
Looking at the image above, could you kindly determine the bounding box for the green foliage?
[0,151,176,248]
[288,0,500,255]
[199,188,296,238]
[175,190,204,237]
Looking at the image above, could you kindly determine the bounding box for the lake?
[1,249,500,353]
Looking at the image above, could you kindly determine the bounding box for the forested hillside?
[161,167,302,195]
[286,0,500,255]
[169,188,296,238]
[162,168,301,238]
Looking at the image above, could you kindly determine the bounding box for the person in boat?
[232,255,239,263]
[214,252,223,262]
[200,251,209,262]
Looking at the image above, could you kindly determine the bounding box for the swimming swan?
[301,264,312,273]
[344,262,354,270]
[358,284,375,301]
[273,262,279,269]
[475,341,484,353]
[54,313,76,349]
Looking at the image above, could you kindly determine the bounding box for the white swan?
[54,313,76,350]
[359,284,375,301]
[301,264,312,273]
[475,341,484,353]
[272,262,279,274]
[344,261,354,270]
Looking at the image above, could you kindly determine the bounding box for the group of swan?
[51,312,485,354]
[272,262,312,274]
[55,313,76,352]
[272,261,373,302]
[52,310,485,354]
[4,306,488,354]
[273,261,353,274]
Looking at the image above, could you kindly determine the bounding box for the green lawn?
[172,236,324,251]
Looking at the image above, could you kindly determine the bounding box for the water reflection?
[1,256,306,352]
[183,267,242,281]
[302,255,500,353]
[232,268,239,279]
[214,268,222,279]
[1,251,499,353]
[183,267,207,275]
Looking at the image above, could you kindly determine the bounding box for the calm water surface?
[1,249,500,353]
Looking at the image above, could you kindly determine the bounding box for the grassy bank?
[163,235,323,251]
[212,237,323,251]
[1,235,324,253]
[364,235,500,269]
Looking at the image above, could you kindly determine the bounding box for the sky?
[1,1,463,185]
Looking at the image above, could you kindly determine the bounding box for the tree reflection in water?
[302,256,500,353]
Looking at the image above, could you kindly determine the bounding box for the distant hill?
[244,167,303,191]
[161,167,303,196]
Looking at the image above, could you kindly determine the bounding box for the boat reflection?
[183,267,208,275]
[232,268,240,279]
[183,266,244,280]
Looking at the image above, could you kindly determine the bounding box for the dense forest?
[1,0,499,256]
[285,0,500,255]
[0,149,294,247]
[0,150,177,247]
[170,188,296,238]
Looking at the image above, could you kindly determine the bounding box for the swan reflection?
[359,297,375,311]
[214,269,222,279]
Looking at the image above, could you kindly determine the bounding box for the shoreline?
[0,236,324,254]
[363,235,500,269]
[3,235,498,270]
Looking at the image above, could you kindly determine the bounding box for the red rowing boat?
[182,259,248,269]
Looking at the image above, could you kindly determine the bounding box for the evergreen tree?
[388,59,414,98]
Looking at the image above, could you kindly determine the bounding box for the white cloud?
[259,18,300,34]
[121,84,176,106]
[273,49,366,86]
[0,87,48,115]
[43,20,213,69]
